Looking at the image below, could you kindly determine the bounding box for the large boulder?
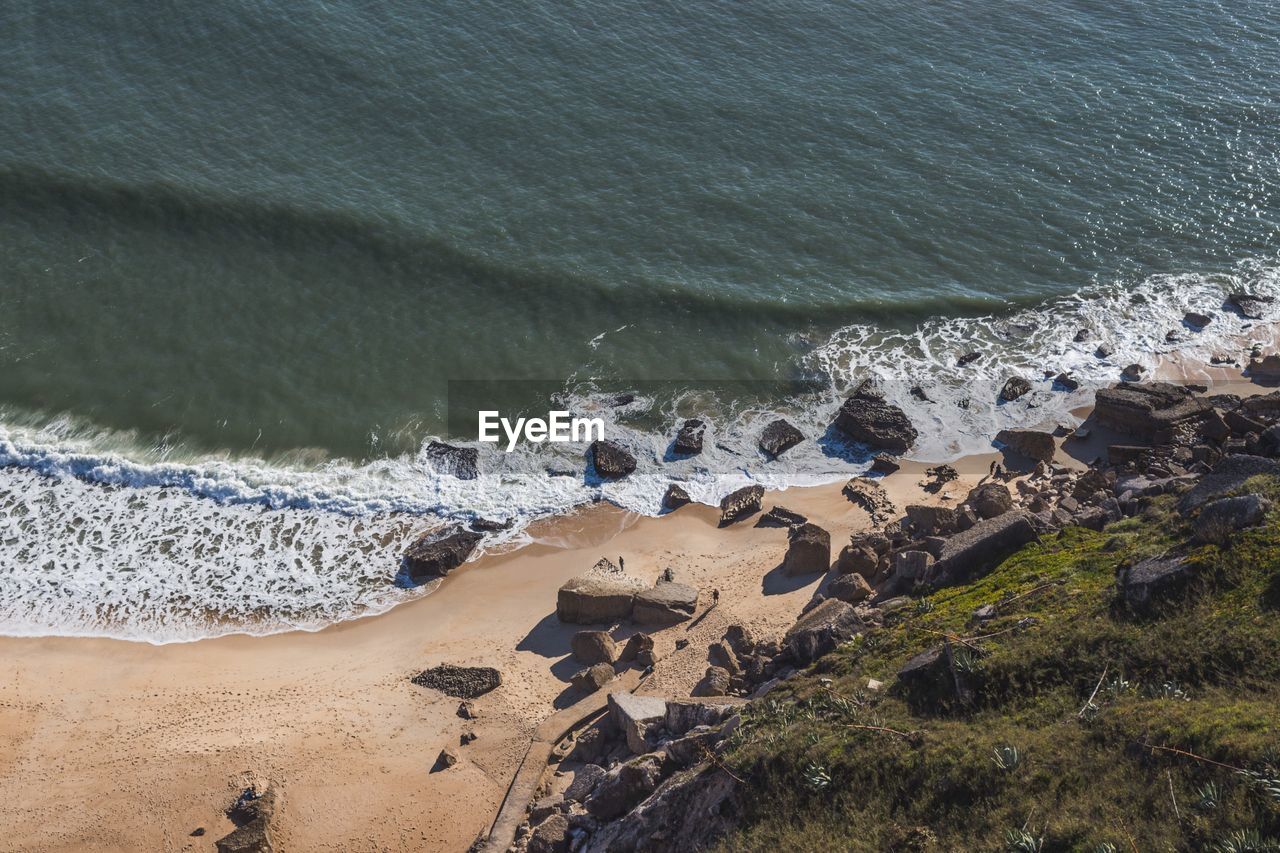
[571,630,618,665]
[1000,377,1032,402]
[994,429,1056,464]
[832,390,918,454]
[759,419,804,458]
[926,512,1038,589]
[401,528,483,582]
[662,484,691,510]
[591,440,637,479]
[664,699,742,739]
[526,814,570,853]
[608,692,669,755]
[411,664,502,699]
[1227,291,1274,319]
[827,571,873,604]
[691,666,732,697]
[1248,355,1280,384]
[557,558,647,624]
[783,523,831,576]
[633,582,699,626]
[719,485,764,526]
[585,754,664,820]
[1193,494,1270,543]
[423,441,479,480]
[834,542,879,578]
[582,764,740,853]
[967,482,1014,519]
[905,504,956,536]
[673,419,706,455]
[783,598,867,664]
[1117,556,1198,612]
[571,663,616,693]
[1093,383,1213,438]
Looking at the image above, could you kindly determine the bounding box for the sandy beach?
[0,454,1008,852]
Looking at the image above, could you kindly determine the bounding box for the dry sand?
[0,457,998,852]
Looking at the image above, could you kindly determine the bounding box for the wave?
[1,257,1277,642]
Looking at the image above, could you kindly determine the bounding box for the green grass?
[717,488,1280,852]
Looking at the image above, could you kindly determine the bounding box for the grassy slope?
[720,484,1280,852]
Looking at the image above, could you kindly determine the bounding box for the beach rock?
[842,478,896,526]
[1120,363,1145,381]
[411,664,502,699]
[565,764,607,802]
[783,598,866,664]
[783,523,831,576]
[571,631,618,665]
[633,581,699,626]
[707,641,740,675]
[759,419,804,458]
[585,754,664,820]
[423,441,479,480]
[469,517,512,533]
[661,483,691,510]
[718,485,764,526]
[526,814,570,853]
[557,558,647,624]
[758,505,807,527]
[1193,494,1270,543]
[1117,556,1197,612]
[1096,343,1115,358]
[691,666,732,697]
[1094,382,1212,438]
[617,632,656,667]
[999,377,1032,402]
[835,543,879,578]
[957,351,981,367]
[1054,372,1081,391]
[608,692,669,755]
[572,663,616,693]
[926,512,1038,589]
[832,391,918,454]
[1227,291,1274,319]
[1248,354,1280,384]
[457,701,477,719]
[1184,311,1213,329]
[966,482,1013,519]
[724,624,756,656]
[673,419,706,455]
[995,429,1055,463]
[870,453,901,474]
[217,788,277,853]
[895,642,973,710]
[432,748,459,772]
[591,440,636,479]
[1074,328,1091,342]
[827,571,873,604]
[401,528,483,582]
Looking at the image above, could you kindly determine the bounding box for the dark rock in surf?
[832,389,918,454]
[673,419,706,455]
[402,529,483,582]
[999,377,1032,402]
[957,351,981,367]
[1227,292,1274,320]
[424,441,479,480]
[759,419,804,458]
[662,484,691,510]
[591,440,637,479]
[1184,311,1213,329]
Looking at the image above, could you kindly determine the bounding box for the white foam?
[2,258,1277,642]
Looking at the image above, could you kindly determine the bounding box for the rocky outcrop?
[1248,354,1280,384]
[1179,455,1280,513]
[608,693,669,755]
[832,390,918,454]
[673,419,706,455]
[584,754,664,820]
[691,666,732,697]
[783,598,866,664]
[842,478,896,526]
[782,523,830,576]
[557,559,647,624]
[632,582,699,626]
[926,512,1038,589]
[1093,383,1212,438]
[411,664,502,699]
[1117,556,1198,612]
[424,441,479,480]
[995,429,1055,463]
[402,528,483,582]
[759,419,804,458]
[1192,494,1270,543]
[719,485,764,526]
[581,764,739,853]
[591,441,637,479]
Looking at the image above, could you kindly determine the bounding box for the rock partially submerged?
[1227,291,1274,320]
[401,529,483,583]
[411,664,502,699]
[423,441,479,480]
[719,485,764,526]
[591,440,637,479]
[759,419,804,458]
[557,558,648,624]
[1000,377,1032,402]
[673,419,706,455]
[831,389,918,454]
[661,484,691,510]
